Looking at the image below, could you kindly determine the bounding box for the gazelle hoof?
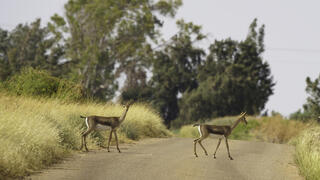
[229,157,233,160]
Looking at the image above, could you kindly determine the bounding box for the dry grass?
[291,126,320,180]
[253,115,310,143]
[0,92,170,178]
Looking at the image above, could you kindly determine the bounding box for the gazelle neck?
[231,116,243,131]
[119,107,129,123]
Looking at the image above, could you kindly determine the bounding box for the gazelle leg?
[80,131,85,150]
[81,128,93,152]
[225,138,233,160]
[81,118,95,152]
[114,130,121,153]
[213,137,222,159]
[198,140,208,156]
[193,138,199,157]
[82,132,90,152]
[107,129,113,152]
[195,134,209,156]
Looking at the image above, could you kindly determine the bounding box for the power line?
[267,48,320,53]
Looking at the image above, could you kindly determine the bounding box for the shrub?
[253,115,309,143]
[4,67,84,101]
[5,67,59,97]
[179,125,199,138]
[289,109,313,122]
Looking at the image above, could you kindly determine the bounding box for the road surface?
[28,138,302,180]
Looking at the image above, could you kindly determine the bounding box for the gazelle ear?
[243,112,247,116]
[239,112,244,116]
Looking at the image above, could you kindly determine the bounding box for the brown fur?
[193,112,247,160]
[80,101,133,152]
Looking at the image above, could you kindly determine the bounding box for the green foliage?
[4,67,84,101]
[149,20,206,127]
[120,86,153,103]
[179,19,275,124]
[289,109,313,122]
[53,0,182,100]
[0,28,10,81]
[0,19,67,81]
[229,120,260,140]
[304,74,320,119]
[292,73,320,122]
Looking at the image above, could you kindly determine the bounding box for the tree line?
[0,0,277,127]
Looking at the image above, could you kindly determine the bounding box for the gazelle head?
[124,100,134,108]
[240,112,247,125]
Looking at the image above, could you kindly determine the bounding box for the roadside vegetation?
[292,126,320,180]
[0,91,170,178]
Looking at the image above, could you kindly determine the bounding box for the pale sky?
[1,0,320,116]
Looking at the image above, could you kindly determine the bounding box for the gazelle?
[80,101,134,152]
[193,112,247,160]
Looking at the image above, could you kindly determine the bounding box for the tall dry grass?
[253,115,310,143]
[292,126,320,180]
[0,92,170,178]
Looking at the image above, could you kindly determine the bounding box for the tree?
[290,74,320,122]
[179,19,275,125]
[0,28,10,81]
[51,0,182,100]
[305,75,320,117]
[149,20,206,127]
[0,19,66,81]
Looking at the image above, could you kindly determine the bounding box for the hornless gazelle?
[193,112,247,160]
[80,101,134,152]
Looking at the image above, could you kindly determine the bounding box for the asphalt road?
[28,138,303,180]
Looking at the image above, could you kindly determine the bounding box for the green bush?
[289,109,313,122]
[229,120,259,140]
[179,125,199,138]
[6,67,59,97]
[4,67,84,101]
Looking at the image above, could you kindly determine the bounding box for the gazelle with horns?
[80,101,134,152]
[193,112,247,160]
